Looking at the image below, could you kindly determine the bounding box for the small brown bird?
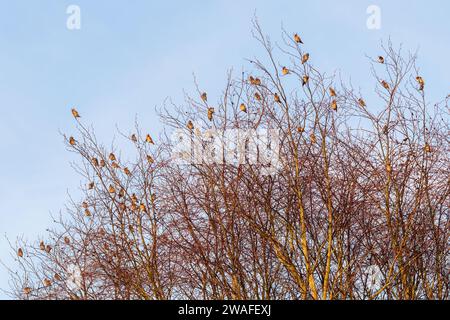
[109,153,116,161]
[100,159,106,168]
[201,92,208,102]
[329,88,337,97]
[71,108,80,118]
[45,245,52,253]
[111,162,120,169]
[151,193,156,203]
[131,134,138,143]
[146,134,154,144]
[254,92,261,101]
[331,100,338,111]
[64,237,70,245]
[39,241,45,251]
[253,78,261,86]
[302,75,309,86]
[54,273,62,282]
[84,209,91,217]
[23,287,32,295]
[140,203,147,212]
[416,76,425,90]
[282,67,290,75]
[381,80,390,90]
[17,248,23,258]
[302,53,310,64]
[123,167,131,176]
[249,76,255,84]
[424,143,432,153]
[274,93,281,103]
[310,133,317,144]
[294,33,303,44]
[147,155,154,164]
[131,193,138,203]
[207,107,215,121]
[43,279,52,287]
[378,56,385,64]
[69,137,76,146]
[91,157,99,167]
[386,162,392,173]
[119,188,125,198]
[240,103,247,113]
[297,127,305,133]
[108,185,116,194]
[88,182,95,190]
[358,98,366,107]
[187,120,194,131]
[82,201,88,209]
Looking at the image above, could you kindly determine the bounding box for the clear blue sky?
[0,0,449,297]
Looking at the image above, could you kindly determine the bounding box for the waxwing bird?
[146,134,154,144]
[17,248,23,258]
[416,76,425,90]
[386,162,392,173]
[329,88,336,97]
[310,133,317,144]
[64,237,70,245]
[82,201,88,209]
[40,241,45,251]
[147,155,154,164]
[109,185,116,194]
[43,279,52,287]
[84,209,91,217]
[187,120,194,131]
[111,162,120,169]
[254,92,261,101]
[297,127,305,133]
[71,108,80,118]
[378,56,385,64]
[253,78,261,86]
[207,107,214,121]
[140,203,147,212]
[100,159,106,167]
[331,100,338,111]
[124,167,131,176]
[69,137,76,146]
[358,98,366,107]
[274,93,281,103]
[109,153,116,161]
[131,134,138,142]
[381,80,390,90]
[92,157,99,167]
[240,103,247,113]
[201,92,208,102]
[54,274,62,282]
[294,33,303,44]
[23,287,32,295]
[282,67,289,75]
[249,76,255,84]
[424,143,432,153]
[88,182,94,190]
[302,53,310,64]
[302,75,309,86]
[45,245,52,253]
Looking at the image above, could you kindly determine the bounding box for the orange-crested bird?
[386,162,392,173]
[17,248,23,257]
[282,67,289,75]
[140,203,147,212]
[297,127,305,133]
[274,93,281,103]
[378,56,385,64]
[310,133,317,144]
[302,53,310,64]
[187,120,194,131]
[82,201,88,209]
[201,92,208,102]
[358,98,366,107]
[131,134,138,142]
[54,274,62,282]
[45,245,52,253]
[88,182,94,190]
[146,134,154,144]
[84,208,91,217]
[329,87,337,97]
[294,33,303,44]
[64,237,70,245]
[124,167,131,176]
[240,103,247,113]
[147,155,154,164]
[39,241,45,251]
[111,162,120,169]
[91,157,99,167]
[43,279,52,287]
[23,287,32,295]
[254,92,261,101]
[207,107,215,121]
[109,185,116,194]
[109,153,116,161]
[331,100,338,111]
[416,76,425,90]
[424,143,432,153]
[302,75,309,86]
[100,159,106,168]
[71,108,80,118]
[69,137,76,146]
[381,80,390,90]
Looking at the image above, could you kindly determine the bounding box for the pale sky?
[0,0,449,298]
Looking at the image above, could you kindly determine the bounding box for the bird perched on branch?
[274,93,281,103]
[416,76,425,90]
[71,108,80,119]
[358,98,366,107]
[294,33,303,44]
[207,107,214,121]
[146,134,154,144]
[69,137,76,146]
[201,92,207,102]
[331,100,338,111]
[424,142,432,153]
[40,241,45,251]
[109,153,116,161]
[302,75,309,86]
[378,56,385,64]
[282,67,289,75]
[329,88,337,97]
[381,80,390,90]
[302,53,310,64]
[187,120,194,131]
[254,92,261,101]
[240,103,247,113]
[131,134,138,143]
[124,167,131,176]
[17,248,23,257]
